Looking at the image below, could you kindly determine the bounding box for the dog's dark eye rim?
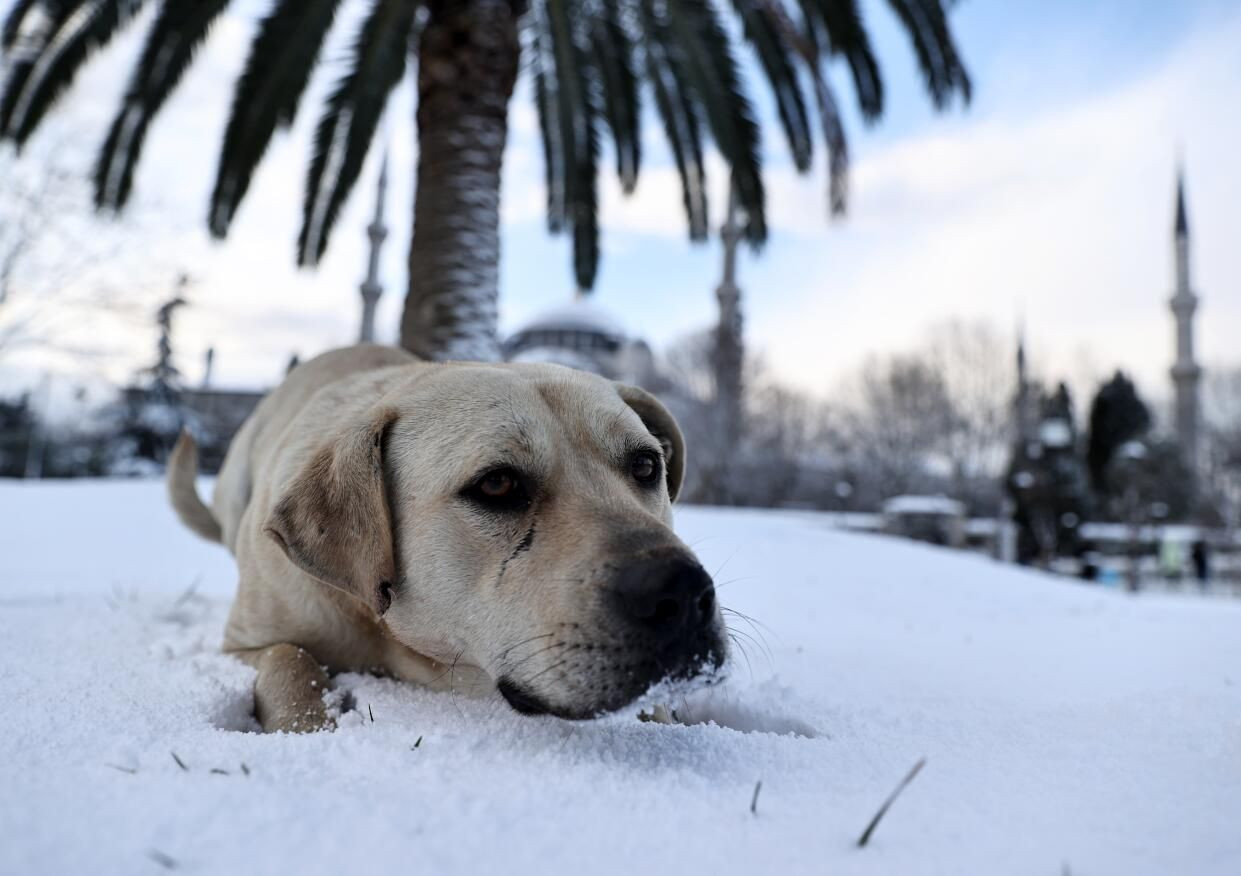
[461,466,532,511]
[629,449,662,486]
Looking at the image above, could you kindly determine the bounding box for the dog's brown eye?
[631,451,660,486]
[480,471,515,498]
[464,468,531,512]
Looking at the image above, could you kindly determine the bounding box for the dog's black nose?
[611,555,716,644]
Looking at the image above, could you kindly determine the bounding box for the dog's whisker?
[496,632,554,660]
[710,548,741,582]
[504,641,567,673]
[713,575,759,591]
[723,618,770,656]
[721,606,776,661]
[684,536,719,551]
[725,623,773,667]
[448,650,467,722]
[726,624,771,671]
[557,726,579,753]
[521,657,570,688]
[721,605,776,637]
[727,632,755,683]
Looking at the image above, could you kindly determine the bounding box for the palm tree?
[0,0,968,361]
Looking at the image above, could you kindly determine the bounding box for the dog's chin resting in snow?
[167,344,728,732]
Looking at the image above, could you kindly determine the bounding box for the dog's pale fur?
[169,345,722,732]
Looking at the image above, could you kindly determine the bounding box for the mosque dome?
[502,295,663,390]
[505,297,628,362]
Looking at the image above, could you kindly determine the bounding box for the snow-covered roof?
[881,494,966,516]
[1039,418,1072,448]
[511,297,628,340]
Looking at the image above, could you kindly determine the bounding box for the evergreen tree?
[0,392,35,477]
[1007,382,1090,565]
[110,292,189,471]
[1087,371,1151,496]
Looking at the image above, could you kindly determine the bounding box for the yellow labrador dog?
[168,345,725,732]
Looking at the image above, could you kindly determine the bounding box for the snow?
[881,494,966,516]
[1039,418,1073,448]
[1,479,1239,875]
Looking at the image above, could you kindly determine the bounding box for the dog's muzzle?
[498,552,726,720]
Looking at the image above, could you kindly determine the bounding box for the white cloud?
[744,10,1241,409]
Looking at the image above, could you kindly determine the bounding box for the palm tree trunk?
[400,0,519,361]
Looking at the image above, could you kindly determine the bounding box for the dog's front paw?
[262,702,336,734]
[252,643,336,734]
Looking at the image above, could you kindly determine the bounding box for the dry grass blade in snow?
[857,758,927,847]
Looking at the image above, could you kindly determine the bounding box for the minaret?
[1014,329,1036,445]
[359,152,389,344]
[1169,168,1202,471]
[713,185,744,449]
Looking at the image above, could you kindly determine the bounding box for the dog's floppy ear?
[616,384,686,502]
[264,406,399,616]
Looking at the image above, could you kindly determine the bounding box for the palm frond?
[758,1,848,215]
[2,0,41,50]
[544,0,579,212]
[1,0,144,145]
[208,0,343,238]
[571,87,599,290]
[883,0,970,107]
[297,0,416,266]
[730,0,811,172]
[638,0,708,241]
[665,0,765,243]
[806,46,848,215]
[530,19,565,232]
[798,0,882,119]
[589,2,640,193]
[1,1,76,137]
[94,0,233,211]
[542,0,599,289]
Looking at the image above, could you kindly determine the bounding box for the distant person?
[1159,535,1183,586]
[1191,539,1210,591]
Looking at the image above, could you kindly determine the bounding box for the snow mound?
[1,481,1238,875]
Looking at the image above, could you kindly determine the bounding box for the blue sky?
[3,0,1239,412]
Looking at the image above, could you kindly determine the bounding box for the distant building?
[119,348,265,473]
[503,293,664,389]
[881,495,967,547]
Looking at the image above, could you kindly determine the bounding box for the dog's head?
[264,362,726,719]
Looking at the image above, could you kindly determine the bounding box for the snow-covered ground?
[1,480,1238,875]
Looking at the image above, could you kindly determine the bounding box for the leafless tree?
[0,141,172,363]
[926,320,1014,483]
[662,331,826,507]
[836,354,961,501]
[665,319,1015,511]
[831,321,1013,511]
